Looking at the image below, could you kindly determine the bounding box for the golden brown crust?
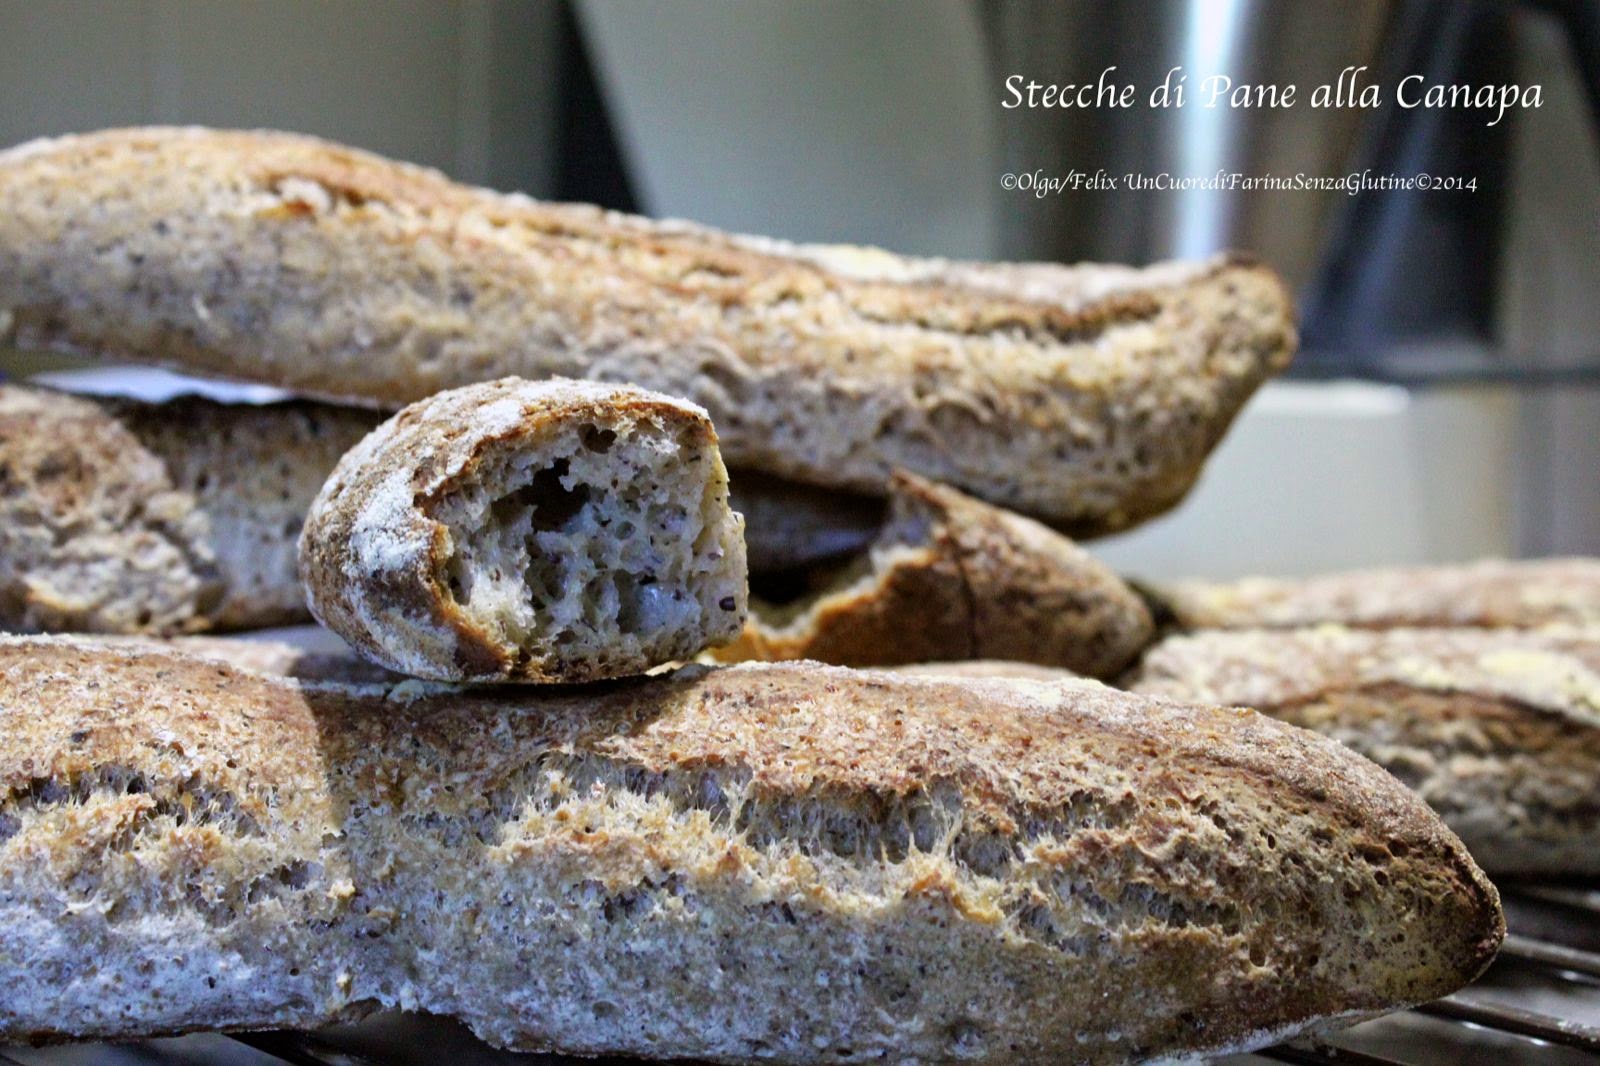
[715,472,1155,678]
[299,377,747,683]
[1152,558,1600,631]
[0,127,1295,529]
[0,636,1499,1061]
[1128,625,1600,875]
[0,382,376,634]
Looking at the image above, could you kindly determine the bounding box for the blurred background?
[1,0,1596,579]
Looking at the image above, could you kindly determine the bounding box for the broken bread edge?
[714,471,1155,678]
[298,377,748,682]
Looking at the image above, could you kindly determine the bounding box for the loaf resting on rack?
[0,637,1500,1063]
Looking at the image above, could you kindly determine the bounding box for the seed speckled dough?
[0,636,1502,1063]
[0,126,1296,532]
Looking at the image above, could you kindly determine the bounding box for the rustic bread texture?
[87,634,398,684]
[0,382,376,634]
[713,472,1154,679]
[0,127,1296,530]
[0,636,1499,1061]
[1151,558,1600,631]
[299,377,747,683]
[730,470,885,575]
[1128,625,1600,876]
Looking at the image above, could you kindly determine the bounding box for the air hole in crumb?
[487,459,591,536]
[948,1021,986,1054]
[580,425,617,454]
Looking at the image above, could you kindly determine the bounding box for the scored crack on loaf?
[1127,625,1600,876]
[299,377,748,683]
[0,636,1501,1062]
[712,471,1154,679]
[0,382,377,634]
[1149,557,1600,631]
[0,126,1296,530]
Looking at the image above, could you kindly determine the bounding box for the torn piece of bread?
[1149,558,1600,631]
[299,377,747,683]
[0,382,377,634]
[0,126,1296,531]
[0,636,1501,1061]
[711,472,1154,679]
[1128,625,1600,876]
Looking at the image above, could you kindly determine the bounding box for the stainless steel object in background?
[982,0,1531,360]
[979,0,1394,291]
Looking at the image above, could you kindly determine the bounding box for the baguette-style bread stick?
[0,382,376,634]
[1149,558,1600,631]
[1130,624,1600,876]
[0,127,1295,531]
[0,637,1500,1062]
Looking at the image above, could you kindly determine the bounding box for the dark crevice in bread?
[716,473,1154,678]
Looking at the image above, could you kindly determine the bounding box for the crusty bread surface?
[83,633,399,684]
[0,126,1296,530]
[1128,625,1600,876]
[299,377,747,683]
[713,472,1154,679]
[0,636,1499,1062]
[1151,558,1600,631]
[0,382,376,634]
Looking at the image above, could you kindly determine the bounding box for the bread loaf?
[0,127,1296,530]
[1128,625,1600,876]
[712,472,1154,679]
[1150,558,1600,631]
[0,383,849,633]
[0,636,1500,1061]
[299,378,747,683]
[0,382,376,634]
